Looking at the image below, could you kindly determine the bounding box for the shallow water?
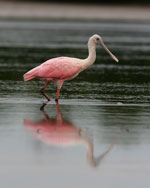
[0,19,150,187]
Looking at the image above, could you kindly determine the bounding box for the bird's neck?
[81,43,96,71]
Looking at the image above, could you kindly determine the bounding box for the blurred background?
[3,0,150,3]
[0,0,150,20]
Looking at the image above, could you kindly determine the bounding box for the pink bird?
[23,34,119,101]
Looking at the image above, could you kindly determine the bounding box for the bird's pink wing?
[37,57,81,80]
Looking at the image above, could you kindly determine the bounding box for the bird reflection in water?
[24,102,113,168]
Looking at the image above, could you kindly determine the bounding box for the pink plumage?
[23,34,118,101]
[24,57,81,82]
[24,56,82,101]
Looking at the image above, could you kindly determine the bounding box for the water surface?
[0,19,150,187]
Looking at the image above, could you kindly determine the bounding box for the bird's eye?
[96,38,99,41]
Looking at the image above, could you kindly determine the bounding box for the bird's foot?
[47,98,51,101]
[55,98,59,103]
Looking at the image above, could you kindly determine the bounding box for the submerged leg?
[40,101,49,111]
[55,89,60,102]
[55,80,64,102]
[55,101,63,122]
[40,81,51,101]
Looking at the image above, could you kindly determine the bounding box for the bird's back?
[24,57,82,81]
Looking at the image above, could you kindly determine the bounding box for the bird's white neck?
[81,41,96,71]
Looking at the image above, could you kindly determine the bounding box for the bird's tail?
[23,73,35,81]
[23,66,39,81]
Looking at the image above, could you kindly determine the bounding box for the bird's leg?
[40,81,51,101]
[55,89,60,102]
[55,80,64,102]
[55,101,63,122]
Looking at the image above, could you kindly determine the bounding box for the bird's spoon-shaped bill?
[100,39,119,63]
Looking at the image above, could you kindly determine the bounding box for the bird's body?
[24,34,118,101]
[24,56,82,82]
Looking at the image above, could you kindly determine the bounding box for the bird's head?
[88,34,119,63]
[88,34,101,46]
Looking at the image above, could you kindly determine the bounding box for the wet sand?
[0,1,150,20]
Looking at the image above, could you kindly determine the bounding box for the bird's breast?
[64,73,79,81]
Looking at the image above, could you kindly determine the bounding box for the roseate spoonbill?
[23,34,119,101]
[24,102,114,167]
